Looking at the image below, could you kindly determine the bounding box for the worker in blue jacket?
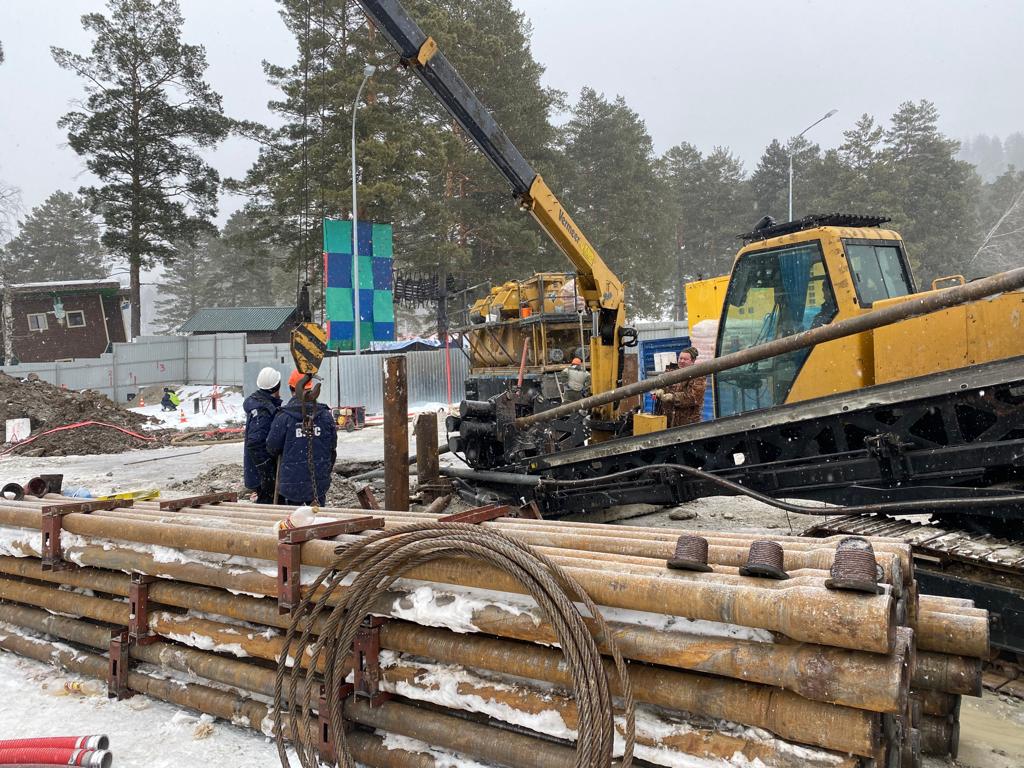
[266,370,337,506]
[243,367,283,504]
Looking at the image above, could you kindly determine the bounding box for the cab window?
[715,241,835,417]
[844,242,913,305]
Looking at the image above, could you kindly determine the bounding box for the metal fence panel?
[1,336,468,410]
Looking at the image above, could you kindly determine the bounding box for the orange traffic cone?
[138,396,146,407]
[178,409,187,424]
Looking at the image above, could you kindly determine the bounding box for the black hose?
[537,462,1024,517]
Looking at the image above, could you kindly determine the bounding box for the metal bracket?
[277,517,385,614]
[107,629,132,700]
[352,616,391,707]
[356,485,381,510]
[439,500,542,524]
[128,573,158,646]
[159,492,238,511]
[865,433,912,483]
[41,499,129,571]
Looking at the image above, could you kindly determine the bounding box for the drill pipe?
[0,601,861,768]
[0,575,885,750]
[912,690,960,718]
[915,610,989,658]
[912,652,983,696]
[47,504,910,594]
[0,601,310,709]
[0,512,897,607]
[0,626,447,768]
[0,509,898,652]
[515,265,1024,427]
[0,556,909,712]
[918,714,959,758]
[380,655,879,758]
[0,628,270,732]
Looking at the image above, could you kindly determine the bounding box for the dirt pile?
[0,373,168,456]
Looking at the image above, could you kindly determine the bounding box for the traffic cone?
[138,396,146,407]
[178,409,187,424]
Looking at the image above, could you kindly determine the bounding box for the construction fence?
[0,333,469,413]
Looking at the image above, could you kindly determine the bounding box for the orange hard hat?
[571,357,582,365]
[288,370,314,390]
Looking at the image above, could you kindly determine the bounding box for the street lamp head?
[824,108,838,119]
[363,64,377,78]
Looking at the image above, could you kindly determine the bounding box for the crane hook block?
[291,322,328,376]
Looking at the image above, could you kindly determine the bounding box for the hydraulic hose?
[537,462,1024,517]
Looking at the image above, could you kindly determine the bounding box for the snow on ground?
[0,652,280,767]
[129,386,245,431]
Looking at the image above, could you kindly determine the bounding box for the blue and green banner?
[323,219,395,351]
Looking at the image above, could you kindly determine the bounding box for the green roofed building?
[178,306,297,344]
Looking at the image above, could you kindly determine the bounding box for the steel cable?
[273,521,635,768]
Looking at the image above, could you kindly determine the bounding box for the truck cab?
[713,213,1024,418]
[715,216,916,417]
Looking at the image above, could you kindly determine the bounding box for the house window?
[27,313,48,332]
[66,310,86,328]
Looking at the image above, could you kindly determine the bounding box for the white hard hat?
[256,367,282,391]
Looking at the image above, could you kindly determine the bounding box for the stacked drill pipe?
[0,497,989,767]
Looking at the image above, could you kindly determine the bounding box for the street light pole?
[788,109,838,221]
[351,63,376,355]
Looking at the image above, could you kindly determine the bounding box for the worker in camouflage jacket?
[266,370,337,506]
[243,367,283,503]
[656,347,706,428]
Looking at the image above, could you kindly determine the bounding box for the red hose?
[0,747,109,766]
[0,420,157,457]
[0,738,107,751]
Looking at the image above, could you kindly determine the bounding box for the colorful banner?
[323,219,395,351]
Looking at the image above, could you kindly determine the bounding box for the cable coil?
[274,521,635,768]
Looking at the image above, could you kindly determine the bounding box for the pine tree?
[750,140,790,221]
[233,0,562,304]
[52,0,230,338]
[2,191,107,283]
[660,142,753,317]
[154,233,219,333]
[209,211,293,307]
[557,88,672,317]
[881,100,979,279]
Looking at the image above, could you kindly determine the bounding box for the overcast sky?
[1,0,1022,226]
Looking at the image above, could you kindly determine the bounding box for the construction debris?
[0,373,165,456]
[0,495,987,766]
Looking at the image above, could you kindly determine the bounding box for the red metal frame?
[128,573,158,646]
[159,492,238,511]
[353,616,391,707]
[355,485,381,510]
[40,499,129,571]
[107,629,132,700]
[277,517,385,614]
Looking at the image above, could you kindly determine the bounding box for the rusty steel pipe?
[0,594,870,764]
[0,556,908,712]
[918,714,959,757]
[38,503,909,592]
[384,356,410,511]
[0,510,898,652]
[378,629,884,754]
[916,609,990,658]
[380,656,879,758]
[912,652,983,696]
[913,690,960,718]
[517,265,1024,427]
